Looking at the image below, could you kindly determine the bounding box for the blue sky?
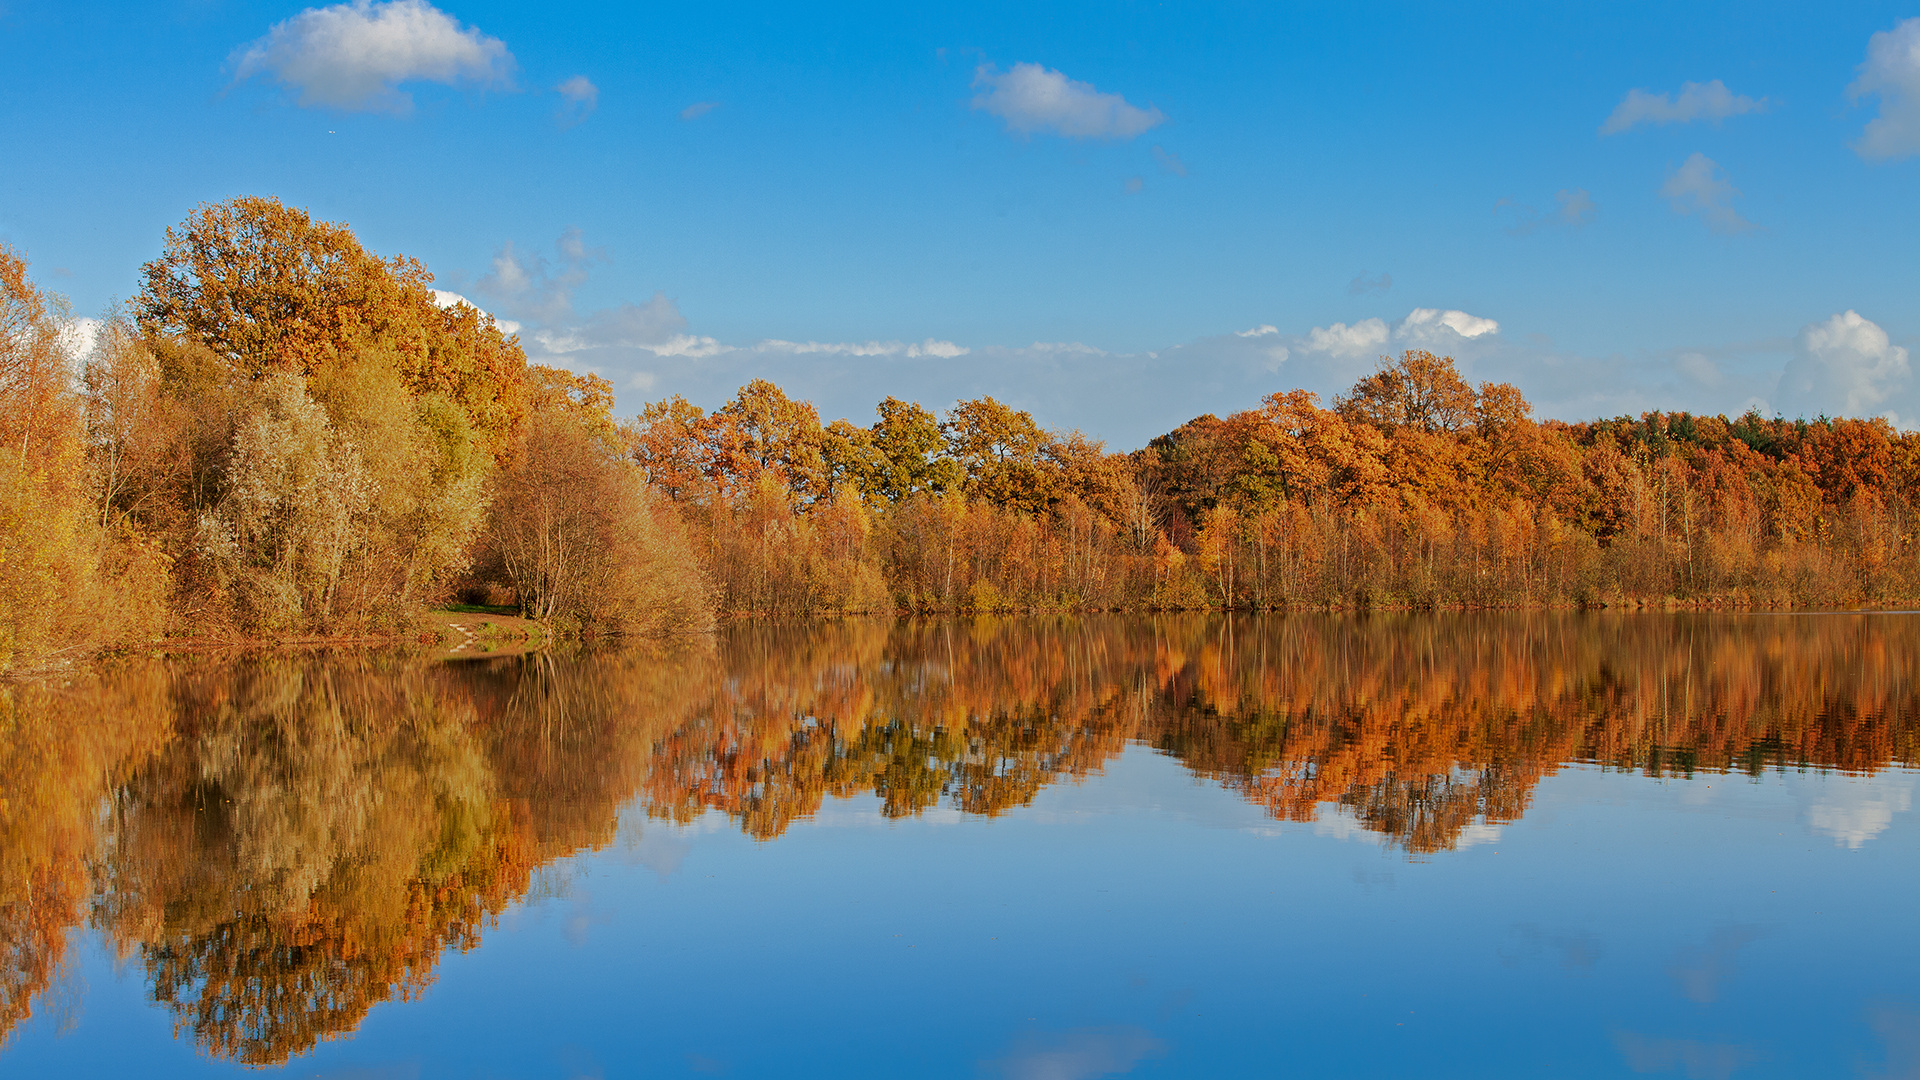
[2,0,1917,446]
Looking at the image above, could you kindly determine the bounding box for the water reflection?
[2,613,1918,1064]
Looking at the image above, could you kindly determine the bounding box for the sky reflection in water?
[1,613,1917,1079]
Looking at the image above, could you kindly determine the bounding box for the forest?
[5,196,1920,671]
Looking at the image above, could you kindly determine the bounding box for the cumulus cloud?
[1306,318,1390,358]
[971,62,1165,139]
[1347,270,1393,295]
[230,0,514,114]
[1600,79,1768,135]
[680,101,720,121]
[1151,145,1187,176]
[1413,309,1497,338]
[1297,308,1498,360]
[1849,17,1920,160]
[1778,310,1913,420]
[1400,308,1499,341]
[1661,153,1753,234]
[1236,324,1278,338]
[1498,189,1597,235]
[554,75,597,128]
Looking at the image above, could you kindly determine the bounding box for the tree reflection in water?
[1,613,1917,1062]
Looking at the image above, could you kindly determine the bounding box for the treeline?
[636,355,1920,617]
[5,613,1919,1058]
[6,196,1920,669]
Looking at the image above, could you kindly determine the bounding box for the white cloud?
[1600,79,1768,135]
[231,0,514,114]
[1399,308,1500,341]
[1849,17,1920,160]
[1151,145,1187,176]
[554,75,597,128]
[428,289,520,335]
[57,316,101,365]
[1235,324,1278,338]
[1661,153,1754,234]
[755,338,971,359]
[680,101,720,121]
[643,334,725,358]
[1305,318,1389,358]
[757,339,901,357]
[1301,308,1497,359]
[914,339,969,359]
[1778,310,1912,419]
[970,62,1165,140]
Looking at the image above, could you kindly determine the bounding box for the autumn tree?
[711,379,829,503]
[0,248,166,670]
[942,396,1058,514]
[868,397,963,502]
[1338,350,1478,433]
[628,394,714,501]
[490,367,710,632]
[135,196,529,461]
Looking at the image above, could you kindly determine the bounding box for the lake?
[2,613,1916,1079]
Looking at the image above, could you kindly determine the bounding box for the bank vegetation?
[4,197,1919,671]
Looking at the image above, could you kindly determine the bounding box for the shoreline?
[79,600,1920,657]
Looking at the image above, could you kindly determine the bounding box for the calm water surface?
[2,614,1917,1078]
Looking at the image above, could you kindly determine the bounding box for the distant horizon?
[3,0,1917,445]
